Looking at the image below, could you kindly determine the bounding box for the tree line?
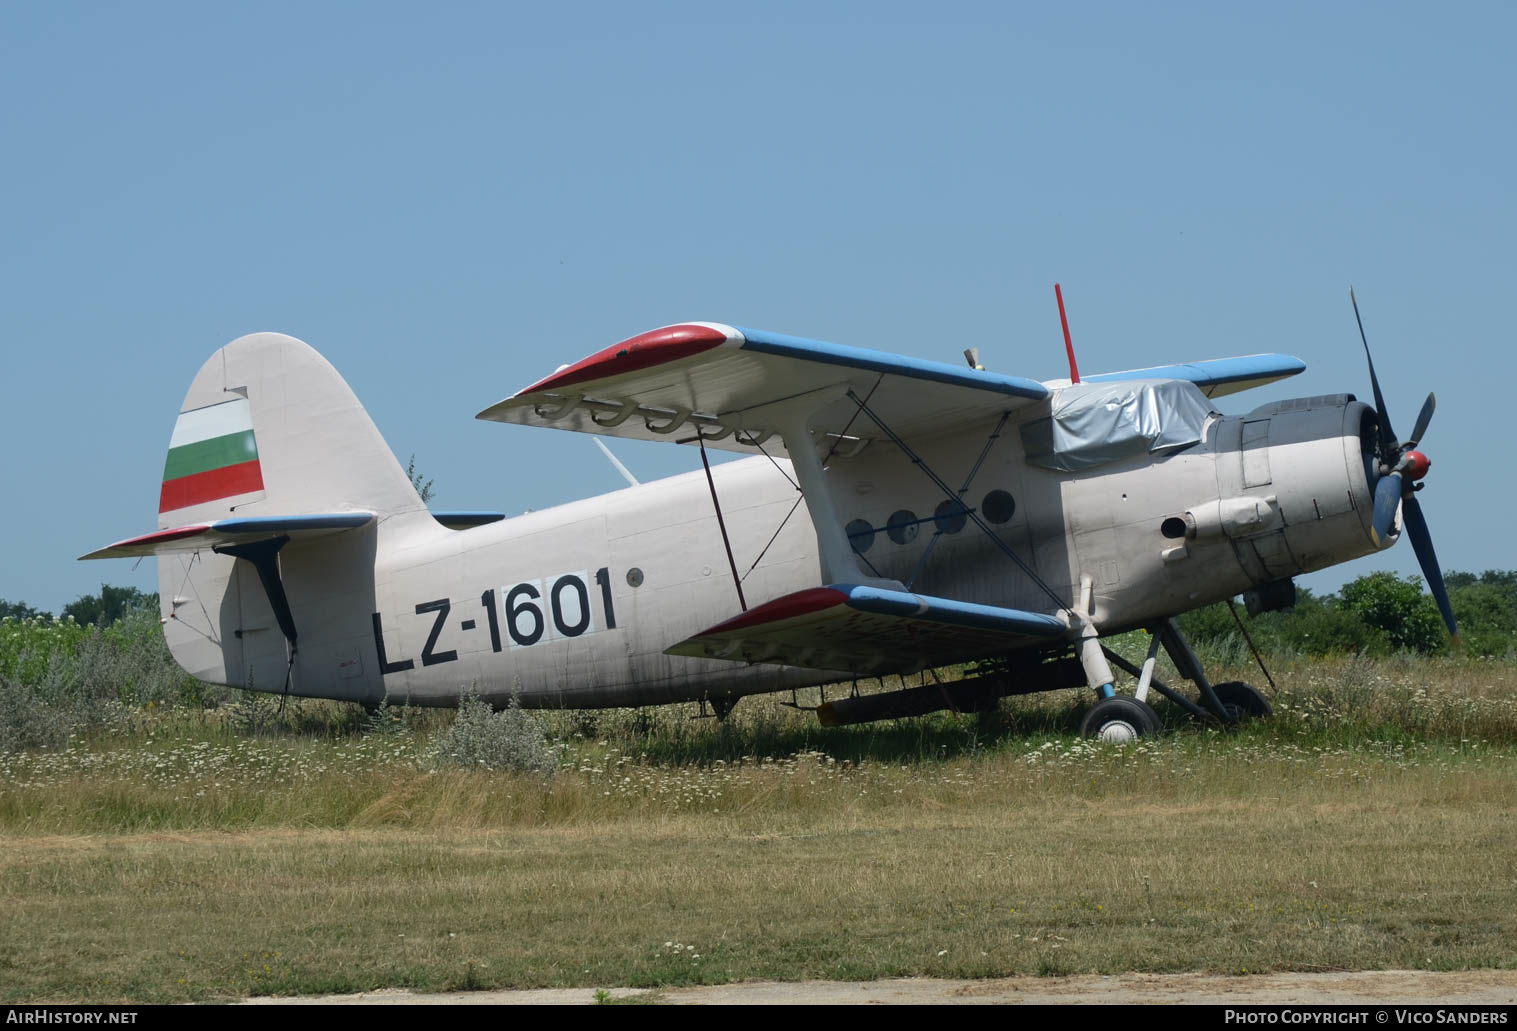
[1,585,157,628]
[1179,570,1516,658]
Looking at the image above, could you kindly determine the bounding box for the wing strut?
[844,389,1072,616]
[695,435,747,612]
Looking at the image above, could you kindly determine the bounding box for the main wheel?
[1079,696,1163,741]
[1212,681,1272,724]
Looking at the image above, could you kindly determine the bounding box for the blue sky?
[3,1,1511,614]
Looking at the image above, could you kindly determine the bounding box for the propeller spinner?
[1351,288,1458,639]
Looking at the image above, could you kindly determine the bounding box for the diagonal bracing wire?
[738,430,799,492]
[906,410,1011,590]
[742,493,804,582]
[845,389,1071,615]
[823,374,884,466]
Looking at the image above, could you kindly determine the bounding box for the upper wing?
[666,583,1068,675]
[1084,354,1306,398]
[477,323,1051,455]
[81,513,373,559]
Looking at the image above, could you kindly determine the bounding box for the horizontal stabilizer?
[479,323,1051,455]
[666,584,1068,675]
[81,512,374,560]
[1085,354,1306,398]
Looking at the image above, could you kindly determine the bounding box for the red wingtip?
[1055,283,1080,383]
[108,524,213,551]
[692,587,849,636]
[518,323,733,395]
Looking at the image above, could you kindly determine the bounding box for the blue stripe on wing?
[736,327,1050,401]
[835,584,1067,637]
[1084,354,1305,395]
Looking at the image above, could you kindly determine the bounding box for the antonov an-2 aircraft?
[84,290,1454,740]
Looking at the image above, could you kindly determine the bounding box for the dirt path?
[243,970,1517,1005]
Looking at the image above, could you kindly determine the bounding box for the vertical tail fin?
[158,332,426,526]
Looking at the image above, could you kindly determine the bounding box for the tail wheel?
[1212,681,1272,724]
[1079,696,1163,742]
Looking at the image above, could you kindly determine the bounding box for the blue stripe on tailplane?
[81,512,376,560]
[736,327,1050,402]
[836,585,1068,637]
[211,513,375,534]
[1085,354,1306,398]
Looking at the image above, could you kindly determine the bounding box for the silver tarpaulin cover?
[1020,379,1216,472]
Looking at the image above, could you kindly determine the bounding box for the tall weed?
[0,607,195,751]
[431,688,554,775]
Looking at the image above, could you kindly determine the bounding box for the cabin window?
[886,510,919,545]
[846,518,876,554]
[982,490,1016,523]
[933,499,968,534]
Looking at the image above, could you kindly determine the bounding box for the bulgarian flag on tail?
[159,398,266,513]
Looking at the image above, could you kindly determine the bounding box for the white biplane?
[84,290,1453,738]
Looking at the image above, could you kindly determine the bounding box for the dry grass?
[3,779,1514,1003]
[1,653,1515,1002]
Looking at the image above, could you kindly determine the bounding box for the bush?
[430,688,554,775]
[1452,582,1516,631]
[1272,602,1390,656]
[1179,572,1475,659]
[1339,572,1448,654]
[1179,592,1389,660]
[1458,628,1515,660]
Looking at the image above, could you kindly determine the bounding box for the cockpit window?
[1020,379,1216,472]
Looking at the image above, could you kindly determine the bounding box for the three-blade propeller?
[1351,288,1457,639]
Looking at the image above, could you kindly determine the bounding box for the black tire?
[1212,681,1272,724]
[1079,696,1163,741]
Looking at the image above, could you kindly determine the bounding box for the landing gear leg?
[1076,616,1161,740]
[1079,695,1162,741]
[1157,617,1238,724]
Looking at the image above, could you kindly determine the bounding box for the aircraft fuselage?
[171,390,1381,708]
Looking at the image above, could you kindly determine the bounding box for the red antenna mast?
[1054,282,1080,383]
